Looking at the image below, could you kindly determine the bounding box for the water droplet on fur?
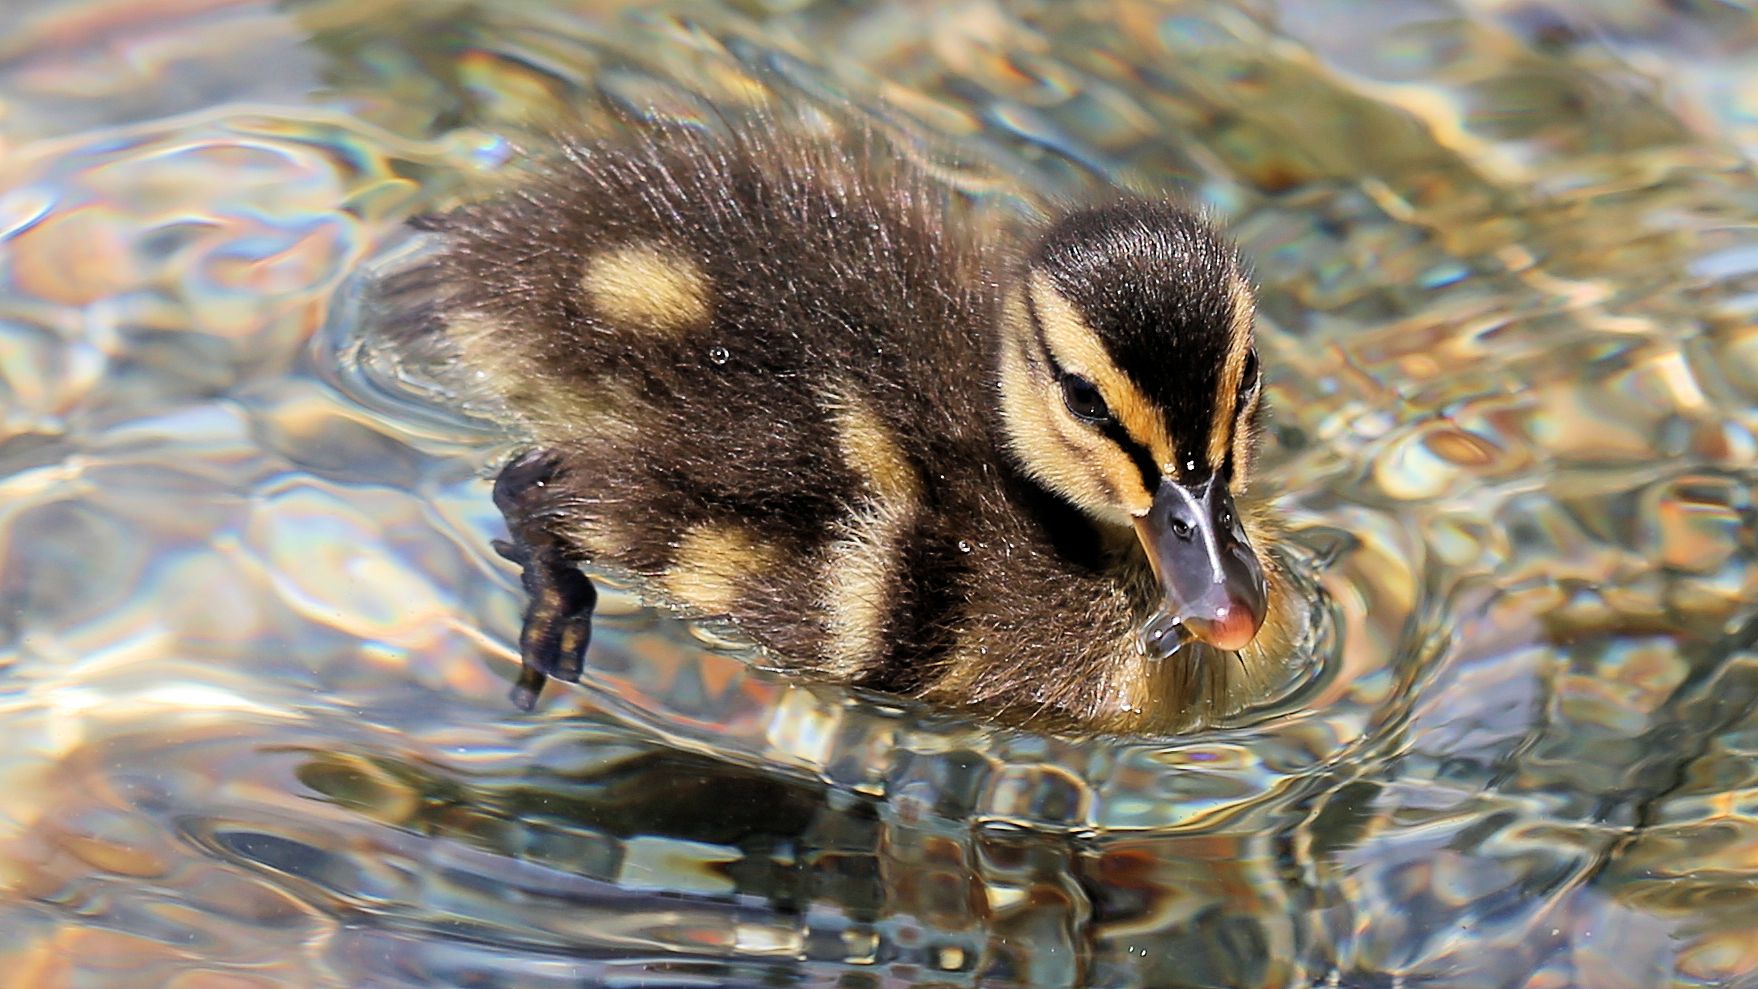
[708,345,730,365]
[957,540,973,553]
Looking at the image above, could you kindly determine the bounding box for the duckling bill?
[413,121,1300,733]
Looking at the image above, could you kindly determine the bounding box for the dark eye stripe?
[1102,421,1162,492]
[1021,284,1059,376]
[1025,287,1162,491]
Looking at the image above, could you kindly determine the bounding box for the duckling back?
[416,119,1304,733]
[422,122,1002,670]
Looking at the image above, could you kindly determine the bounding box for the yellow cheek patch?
[1207,270,1257,472]
[1027,272,1165,505]
[580,242,712,334]
[1028,272,1173,470]
[665,524,779,615]
[997,290,1145,526]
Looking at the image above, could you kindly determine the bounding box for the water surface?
[2,1,1757,986]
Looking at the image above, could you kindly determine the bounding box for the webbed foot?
[493,449,597,711]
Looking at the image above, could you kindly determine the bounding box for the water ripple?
[3,1,1757,987]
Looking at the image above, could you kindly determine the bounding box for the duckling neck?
[992,452,1154,579]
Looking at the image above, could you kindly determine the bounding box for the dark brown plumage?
[408,118,1302,733]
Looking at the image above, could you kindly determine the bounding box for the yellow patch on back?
[828,388,920,505]
[549,377,647,444]
[580,242,712,334]
[566,521,632,562]
[819,513,904,677]
[450,315,643,444]
[665,525,778,615]
[817,385,921,676]
[448,315,524,390]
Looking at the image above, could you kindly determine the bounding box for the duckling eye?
[1060,373,1111,424]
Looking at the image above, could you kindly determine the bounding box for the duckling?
[411,120,1301,733]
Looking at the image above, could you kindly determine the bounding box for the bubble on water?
[1135,609,1188,659]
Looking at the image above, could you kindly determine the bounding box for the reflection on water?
[3,0,1757,986]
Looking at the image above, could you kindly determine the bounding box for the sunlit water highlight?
[2,1,1757,987]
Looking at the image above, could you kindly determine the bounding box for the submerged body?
[417,121,1300,733]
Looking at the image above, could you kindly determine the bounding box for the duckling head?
[998,201,1269,655]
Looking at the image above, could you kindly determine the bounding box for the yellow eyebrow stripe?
[1207,270,1257,471]
[1027,270,1175,472]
